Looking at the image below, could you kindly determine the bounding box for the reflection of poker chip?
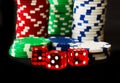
[90,52,108,61]
[48,36,80,51]
[9,36,51,58]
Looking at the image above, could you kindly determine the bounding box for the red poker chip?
[17,5,49,13]
[16,23,49,38]
[16,25,48,38]
[15,0,49,5]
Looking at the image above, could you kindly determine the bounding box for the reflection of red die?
[68,48,89,67]
[31,46,48,66]
[45,50,67,70]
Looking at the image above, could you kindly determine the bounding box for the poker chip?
[48,36,80,51]
[78,41,111,53]
[48,0,73,4]
[9,36,51,58]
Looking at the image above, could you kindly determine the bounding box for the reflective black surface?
[0,0,120,80]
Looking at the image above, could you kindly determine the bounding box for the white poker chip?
[78,41,111,53]
[72,28,103,32]
[74,0,107,2]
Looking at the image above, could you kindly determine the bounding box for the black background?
[0,0,120,81]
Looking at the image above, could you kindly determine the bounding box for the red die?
[68,48,89,67]
[31,46,48,66]
[45,50,67,70]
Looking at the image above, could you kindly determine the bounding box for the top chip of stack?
[15,0,49,5]
[48,0,73,4]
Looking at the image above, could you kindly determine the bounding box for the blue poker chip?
[72,23,104,30]
[48,36,80,51]
[72,33,103,37]
[78,14,103,20]
[72,30,103,35]
[73,19,104,24]
[74,5,106,10]
[72,24,93,30]
[73,8,105,15]
[72,25,103,32]
[73,0,106,3]
[73,20,105,27]
[74,30,103,36]
[77,36,103,42]
[76,22,104,26]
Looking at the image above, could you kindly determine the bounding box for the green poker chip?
[48,0,73,4]
[49,16,73,22]
[50,8,73,13]
[50,4,73,13]
[48,22,73,26]
[48,25,72,36]
[49,3,73,13]
[49,13,73,18]
[50,4,73,7]
[9,36,51,58]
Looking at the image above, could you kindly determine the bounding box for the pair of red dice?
[31,46,89,70]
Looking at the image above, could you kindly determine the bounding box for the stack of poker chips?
[9,36,51,58]
[48,0,73,36]
[73,41,111,63]
[72,0,107,42]
[9,0,51,58]
[48,36,81,51]
[15,0,49,38]
[71,0,112,62]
